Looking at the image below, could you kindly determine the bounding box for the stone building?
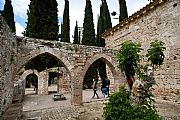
[0,14,123,118]
[0,0,180,119]
[102,0,180,100]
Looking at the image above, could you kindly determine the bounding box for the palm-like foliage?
[146,40,166,67]
[117,40,143,77]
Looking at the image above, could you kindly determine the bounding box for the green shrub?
[103,86,161,120]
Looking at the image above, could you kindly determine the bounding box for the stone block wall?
[0,16,17,115]
[104,0,180,100]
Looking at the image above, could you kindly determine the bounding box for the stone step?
[2,103,22,120]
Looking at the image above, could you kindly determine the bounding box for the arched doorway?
[82,54,124,102]
[25,73,38,95]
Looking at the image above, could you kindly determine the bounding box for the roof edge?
[102,0,167,38]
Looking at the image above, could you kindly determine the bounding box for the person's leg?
[95,90,99,98]
[92,90,95,98]
[107,87,110,97]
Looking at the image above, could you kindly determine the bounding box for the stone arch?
[16,47,72,80]
[21,69,39,81]
[17,47,73,96]
[82,54,123,84]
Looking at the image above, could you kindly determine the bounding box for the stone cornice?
[102,0,167,38]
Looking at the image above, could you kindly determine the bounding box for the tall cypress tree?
[82,0,95,46]
[119,0,128,22]
[96,0,112,78]
[82,0,97,88]
[61,0,70,42]
[73,21,79,44]
[25,0,59,40]
[96,0,112,47]
[2,0,15,32]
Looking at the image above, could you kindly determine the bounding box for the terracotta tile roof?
[102,0,167,37]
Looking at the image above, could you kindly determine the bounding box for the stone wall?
[0,15,17,115]
[103,0,180,100]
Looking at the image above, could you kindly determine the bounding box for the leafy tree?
[118,0,128,22]
[82,0,95,46]
[61,0,70,42]
[117,40,143,89]
[103,85,161,120]
[105,40,166,120]
[73,21,79,44]
[146,40,166,67]
[25,0,59,40]
[1,0,15,32]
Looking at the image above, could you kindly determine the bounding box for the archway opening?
[20,52,72,112]
[82,57,115,102]
[48,72,59,94]
[25,73,38,95]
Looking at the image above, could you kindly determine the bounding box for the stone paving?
[22,84,108,120]
[22,84,180,120]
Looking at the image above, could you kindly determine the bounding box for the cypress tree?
[96,0,112,47]
[119,0,128,22]
[82,0,97,88]
[25,0,59,40]
[96,0,112,78]
[82,0,95,46]
[61,0,70,42]
[73,21,79,44]
[2,0,15,32]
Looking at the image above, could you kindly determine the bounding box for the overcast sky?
[0,0,149,41]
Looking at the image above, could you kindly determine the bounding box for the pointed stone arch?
[72,53,125,105]
[17,47,74,96]
[16,47,72,80]
[82,54,123,85]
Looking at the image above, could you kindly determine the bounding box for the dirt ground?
[77,99,180,120]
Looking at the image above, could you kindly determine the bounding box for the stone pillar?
[38,71,48,95]
[71,67,83,105]
[57,74,63,94]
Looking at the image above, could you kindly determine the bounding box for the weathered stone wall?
[0,15,17,115]
[15,37,123,104]
[104,0,180,100]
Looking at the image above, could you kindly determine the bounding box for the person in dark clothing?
[101,77,108,98]
[105,77,110,97]
[92,76,99,99]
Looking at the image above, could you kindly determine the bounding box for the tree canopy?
[118,0,128,22]
[73,21,79,44]
[25,0,59,40]
[61,0,70,42]
[1,0,16,32]
[82,0,95,46]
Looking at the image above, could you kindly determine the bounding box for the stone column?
[38,71,48,95]
[71,67,83,105]
[57,74,63,94]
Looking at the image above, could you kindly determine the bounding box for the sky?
[0,0,149,41]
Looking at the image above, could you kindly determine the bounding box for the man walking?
[92,76,99,99]
[105,77,110,97]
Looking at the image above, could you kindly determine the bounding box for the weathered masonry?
[102,0,180,100]
[0,15,124,116]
